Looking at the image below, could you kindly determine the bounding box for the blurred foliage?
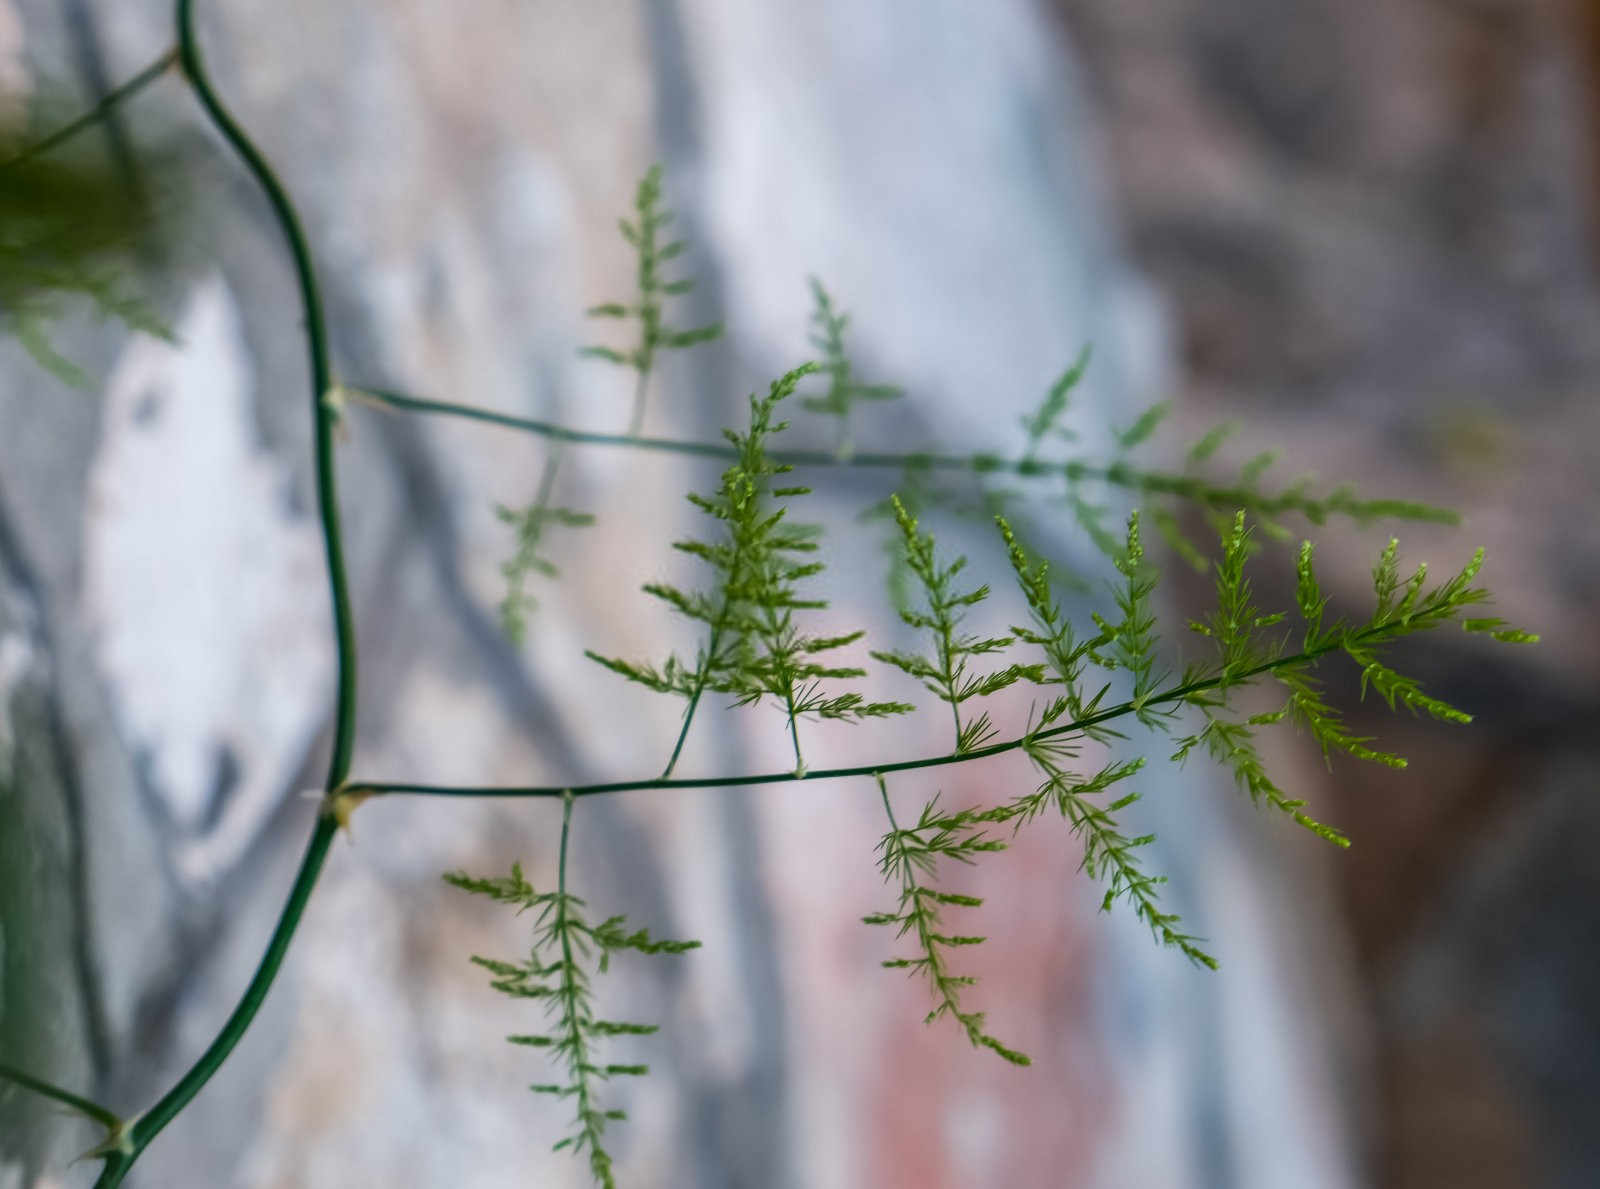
[2,105,174,385]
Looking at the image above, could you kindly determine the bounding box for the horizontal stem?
[346,621,1406,803]
[345,385,1458,525]
[0,46,179,170]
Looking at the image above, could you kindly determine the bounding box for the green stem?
[534,446,562,508]
[128,818,336,1136]
[344,385,1458,526]
[347,616,1419,802]
[90,4,363,1181]
[0,1062,121,1130]
[93,816,338,1186]
[552,791,607,1173]
[177,0,357,788]
[784,689,804,774]
[0,46,179,170]
[875,771,899,833]
[661,623,720,779]
[932,603,963,752]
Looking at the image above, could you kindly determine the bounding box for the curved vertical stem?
[176,0,357,789]
[89,3,363,1181]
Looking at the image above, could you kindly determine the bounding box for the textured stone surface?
[0,2,1386,1187]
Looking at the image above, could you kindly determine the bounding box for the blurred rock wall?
[0,1,1455,1186]
[1055,0,1600,1184]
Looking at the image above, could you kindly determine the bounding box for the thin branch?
[345,384,1460,527]
[0,46,179,170]
[345,614,1423,802]
[176,6,356,788]
[90,4,361,1182]
[0,1062,121,1130]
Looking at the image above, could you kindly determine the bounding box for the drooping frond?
[579,165,722,434]
[1010,732,1215,968]
[798,276,902,458]
[995,518,1211,962]
[870,495,1044,754]
[443,794,698,1189]
[1172,698,1350,845]
[863,775,1029,1065]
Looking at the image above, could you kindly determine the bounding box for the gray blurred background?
[0,1,1594,1186]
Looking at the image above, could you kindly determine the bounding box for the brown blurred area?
[1051,0,1600,1184]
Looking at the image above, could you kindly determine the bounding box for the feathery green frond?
[1294,539,1333,650]
[798,276,902,458]
[1338,540,1510,724]
[444,795,698,1189]
[1114,402,1170,451]
[589,364,908,776]
[1259,667,1409,769]
[1172,703,1350,846]
[1185,422,1237,467]
[1088,511,1168,726]
[1347,647,1472,724]
[870,495,1044,753]
[579,165,722,434]
[1186,511,1285,677]
[1166,527,1525,848]
[1008,734,1215,967]
[497,451,594,642]
[1019,345,1091,459]
[996,514,1118,743]
[863,776,1029,1065]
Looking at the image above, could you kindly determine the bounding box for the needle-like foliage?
[798,276,902,458]
[863,775,1029,1065]
[587,364,911,776]
[1018,346,1090,460]
[443,794,698,1189]
[496,451,594,643]
[1169,518,1537,847]
[1013,734,1215,968]
[579,165,722,435]
[1088,511,1169,729]
[997,515,1115,741]
[997,517,1212,964]
[870,495,1044,753]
